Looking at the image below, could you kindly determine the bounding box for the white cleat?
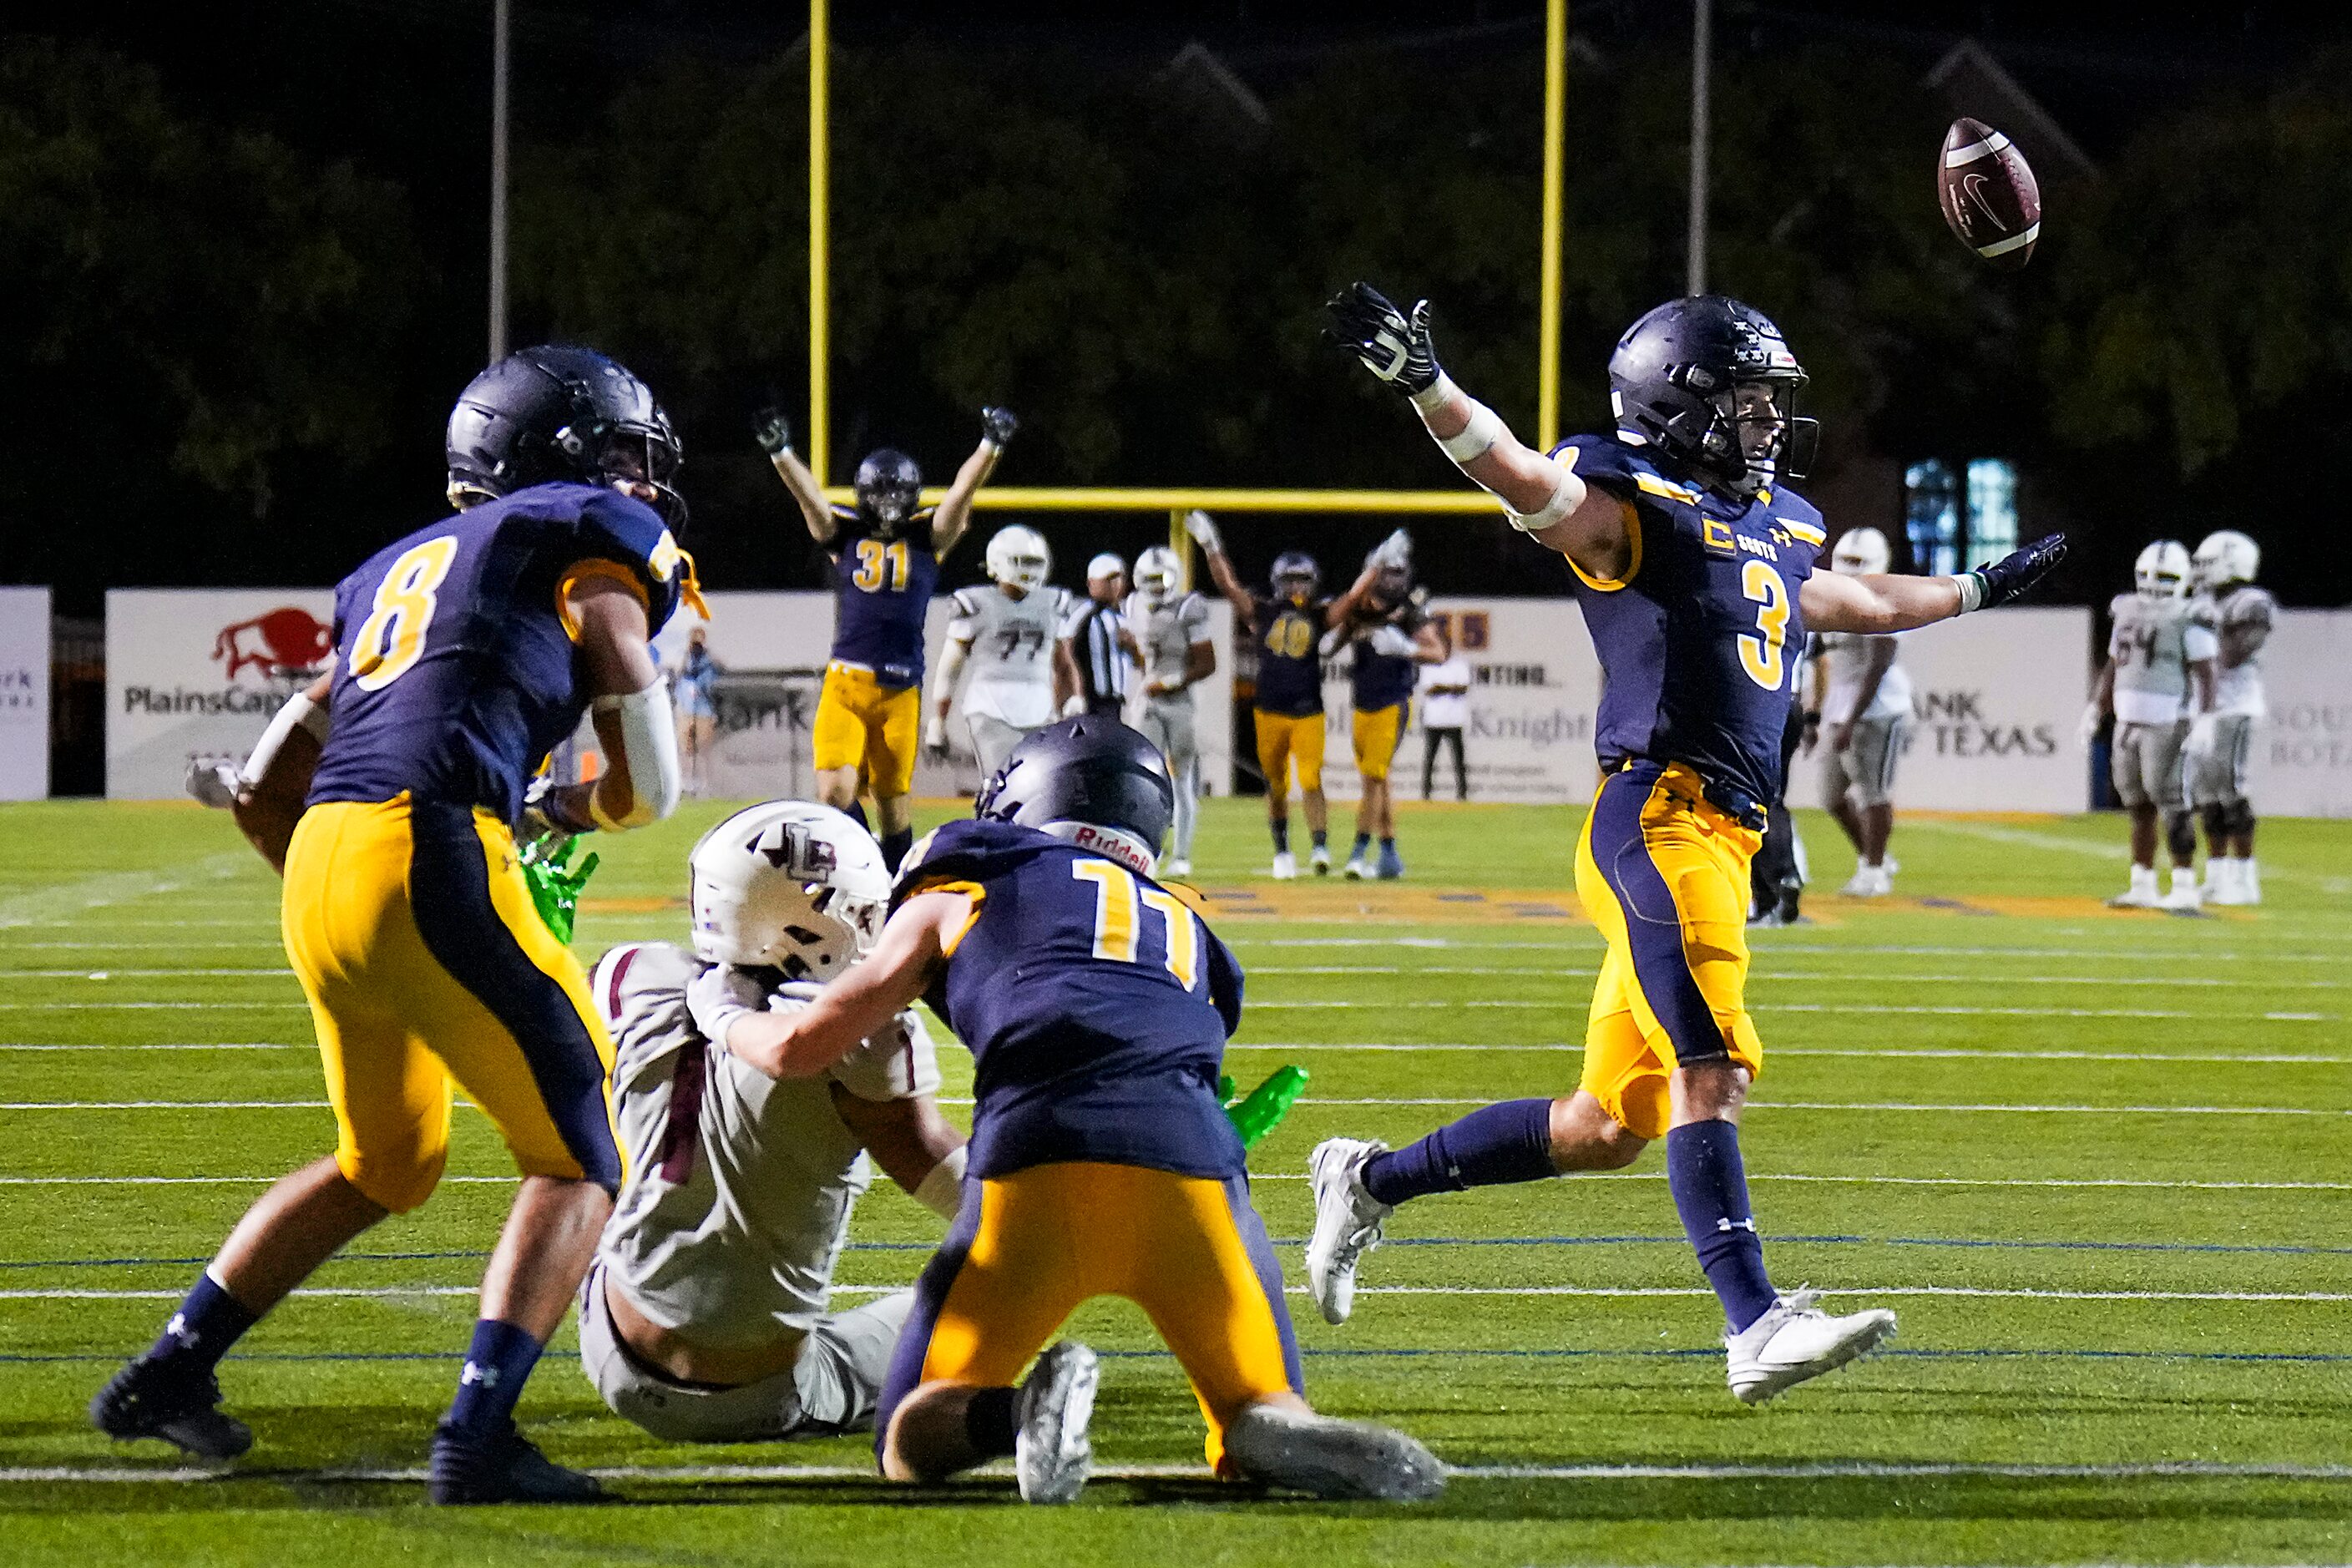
[2243,858,2263,904]
[1725,1290,1897,1405]
[1310,843,1333,877]
[1839,865,1888,898]
[2107,868,2161,908]
[1343,855,1371,881]
[1304,1137,1391,1325]
[1271,851,1297,881]
[1223,1402,1446,1501]
[1165,857,1192,879]
[2160,873,2203,913]
[1014,1341,1098,1504]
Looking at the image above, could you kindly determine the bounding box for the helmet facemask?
[1704,376,1815,498]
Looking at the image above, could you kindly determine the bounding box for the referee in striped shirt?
[1055,552,1130,718]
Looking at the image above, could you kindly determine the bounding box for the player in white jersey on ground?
[580,802,968,1443]
[2187,529,2275,905]
[1808,527,1912,897]
[1125,545,1217,877]
[2083,540,2217,911]
[930,526,1071,777]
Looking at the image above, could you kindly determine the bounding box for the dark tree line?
[6,29,2350,605]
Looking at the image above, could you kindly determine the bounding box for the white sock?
[2169,866,2198,896]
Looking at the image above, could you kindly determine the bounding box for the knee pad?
[2199,802,2229,842]
[2164,810,2198,863]
[2225,798,2257,838]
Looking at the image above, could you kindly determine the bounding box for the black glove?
[752,407,792,457]
[1326,282,1442,397]
[980,407,1019,447]
[1969,532,2068,610]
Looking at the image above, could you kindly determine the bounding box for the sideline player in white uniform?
[580,802,968,1443]
[1125,545,1217,877]
[930,526,1071,778]
[1807,527,1912,897]
[2188,529,2276,905]
[2083,540,2216,911]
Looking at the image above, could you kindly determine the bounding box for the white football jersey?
[1813,630,1912,725]
[2192,584,2277,718]
[2109,593,2218,726]
[948,584,1070,727]
[1123,590,1211,702]
[589,941,940,1346]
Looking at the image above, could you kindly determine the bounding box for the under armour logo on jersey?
[459,1361,500,1389]
[1715,1216,1757,1234]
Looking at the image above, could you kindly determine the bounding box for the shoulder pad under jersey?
[890,817,1056,911]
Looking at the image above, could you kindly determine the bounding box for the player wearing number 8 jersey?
[1317,286,2067,1403]
[94,346,703,1503]
[686,718,1443,1503]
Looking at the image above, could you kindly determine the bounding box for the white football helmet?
[2134,539,2192,599]
[984,525,1052,591]
[2192,529,2258,590]
[1133,545,1181,604]
[687,801,891,980]
[1829,525,1891,576]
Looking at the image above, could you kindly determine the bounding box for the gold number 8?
[349,537,458,691]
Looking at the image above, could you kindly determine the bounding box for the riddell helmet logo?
[213,607,334,681]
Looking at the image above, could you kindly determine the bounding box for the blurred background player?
[2188,530,2274,905]
[1189,510,1338,878]
[1323,282,2064,1403]
[931,525,1070,777]
[98,345,699,1503]
[2084,539,2215,910]
[685,718,1444,1504]
[673,624,721,797]
[1808,526,1912,897]
[1325,530,1443,878]
[1056,553,1130,720]
[582,802,966,1444]
[1126,543,1217,877]
[757,405,1017,870]
[1416,625,1471,802]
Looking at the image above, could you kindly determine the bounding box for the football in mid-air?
[1938,118,2041,270]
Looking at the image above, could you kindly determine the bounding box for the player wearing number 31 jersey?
[1318,286,2066,1404]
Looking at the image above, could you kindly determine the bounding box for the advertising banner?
[1848,606,2091,814]
[2245,609,2352,817]
[107,589,337,800]
[0,586,49,802]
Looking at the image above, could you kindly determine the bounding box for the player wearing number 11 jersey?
[1318,286,2067,1403]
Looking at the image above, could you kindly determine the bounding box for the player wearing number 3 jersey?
[1314,286,2067,1403]
[93,346,704,1504]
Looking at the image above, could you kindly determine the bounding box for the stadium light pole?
[808,0,832,488]
[1687,0,1711,296]
[1537,0,1567,451]
[488,0,510,364]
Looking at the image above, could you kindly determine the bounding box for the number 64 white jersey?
[947,584,1072,728]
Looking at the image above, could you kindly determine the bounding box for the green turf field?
[2,796,2348,1565]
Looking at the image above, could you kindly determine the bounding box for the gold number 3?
[349,537,458,692]
[1737,559,1790,691]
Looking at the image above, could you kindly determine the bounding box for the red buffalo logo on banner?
[213,608,334,681]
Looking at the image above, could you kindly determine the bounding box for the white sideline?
[1,1459,2347,1485]
[5,1283,2343,1303]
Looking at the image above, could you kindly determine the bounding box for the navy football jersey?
[892,818,1247,1181]
[1553,434,1826,815]
[307,483,687,824]
[1346,594,1428,712]
[827,506,941,689]
[1251,597,1329,718]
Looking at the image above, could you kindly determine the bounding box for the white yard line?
[6,1171,2342,1191]
[6,1096,2338,1117]
[1220,1043,2352,1065]
[1238,999,2326,1020]
[1240,965,2344,989]
[0,1002,308,1011]
[1227,936,2352,963]
[0,1043,300,1052]
[0,857,253,929]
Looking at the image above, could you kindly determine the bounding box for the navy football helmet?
[854,448,924,538]
[1607,296,1818,497]
[445,345,685,529]
[976,716,1176,870]
[1271,550,1320,604]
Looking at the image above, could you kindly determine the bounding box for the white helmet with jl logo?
[1133,545,1182,604]
[2192,529,2259,591]
[2133,539,2191,600]
[1829,525,1891,576]
[984,525,1052,591]
[687,802,890,979]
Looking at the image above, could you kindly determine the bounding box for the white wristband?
[1953,572,1985,615]
[1408,371,1456,414]
[240,691,330,787]
[588,676,681,831]
[1505,466,1587,535]
[912,1144,968,1222]
[1438,398,1505,463]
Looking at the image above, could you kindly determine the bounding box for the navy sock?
[1310,828,1328,851]
[1350,832,1372,857]
[445,1318,544,1436]
[1362,1097,1555,1206]
[1378,836,1397,854]
[1271,819,1291,853]
[1667,1120,1777,1333]
[145,1271,258,1376]
[964,1385,1019,1457]
[881,827,913,873]
[845,800,870,832]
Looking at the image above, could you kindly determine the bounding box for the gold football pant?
[813,663,922,798]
